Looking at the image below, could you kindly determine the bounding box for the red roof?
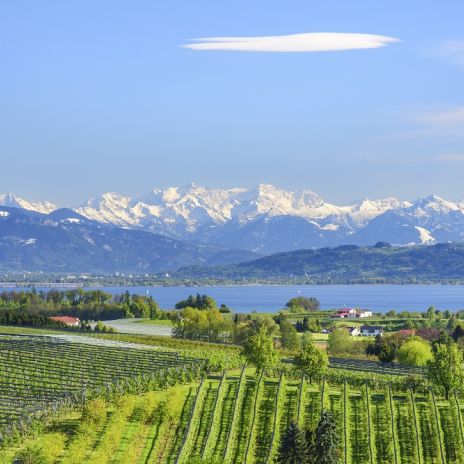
[50,316,80,325]
[398,329,416,337]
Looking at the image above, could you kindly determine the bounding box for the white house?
[331,308,373,319]
[356,310,373,318]
[348,327,361,336]
[360,325,383,337]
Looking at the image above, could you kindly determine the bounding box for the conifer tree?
[277,420,308,464]
[314,411,340,464]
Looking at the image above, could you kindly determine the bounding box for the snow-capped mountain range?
[2,184,464,254]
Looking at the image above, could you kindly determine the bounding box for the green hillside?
[177,243,464,283]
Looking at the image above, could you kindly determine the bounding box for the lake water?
[3,284,464,313]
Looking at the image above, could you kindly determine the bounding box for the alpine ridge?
[2,185,464,254]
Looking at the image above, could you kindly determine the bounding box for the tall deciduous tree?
[280,319,301,351]
[327,328,352,355]
[428,342,464,399]
[397,337,432,366]
[294,333,328,382]
[242,324,279,373]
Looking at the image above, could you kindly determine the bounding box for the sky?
[1,0,464,206]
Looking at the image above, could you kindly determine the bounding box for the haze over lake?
[4,285,463,313]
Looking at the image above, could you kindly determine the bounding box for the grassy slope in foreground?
[4,372,464,464]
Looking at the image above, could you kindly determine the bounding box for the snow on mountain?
[0,193,57,214]
[345,198,412,227]
[3,186,464,253]
[415,226,436,244]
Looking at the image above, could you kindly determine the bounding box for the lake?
[3,284,464,313]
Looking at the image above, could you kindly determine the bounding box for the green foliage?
[285,297,320,312]
[16,433,66,464]
[397,337,433,366]
[277,420,308,464]
[294,333,328,381]
[93,320,116,333]
[242,325,279,372]
[0,288,166,327]
[327,328,352,355]
[175,293,218,310]
[315,411,340,464]
[366,334,404,362]
[82,398,107,428]
[428,342,464,398]
[280,319,301,351]
[188,242,464,283]
[173,306,232,342]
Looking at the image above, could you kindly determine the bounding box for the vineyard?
[4,369,464,463]
[0,333,205,446]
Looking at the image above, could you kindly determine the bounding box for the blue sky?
[1,1,463,205]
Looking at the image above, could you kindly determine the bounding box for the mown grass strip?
[409,389,422,464]
[349,389,370,464]
[190,379,220,458]
[344,381,348,464]
[371,391,393,464]
[387,387,398,464]
[296,374,306,427]
[243,371,264,464]
[364,384,374,464]
[211,375,239,459]
[430,390,445,464]
[201,371,227,460]
[174,378,207,464]
[265,373,286,464]
[223,366,247,463]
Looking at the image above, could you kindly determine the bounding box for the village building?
[360,325,383,337]
[348,327,361,336]
[49,316,81,327]
[331,308,373,319]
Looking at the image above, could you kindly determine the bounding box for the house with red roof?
[49,316,81,327]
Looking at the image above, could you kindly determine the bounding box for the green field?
[0,333,204,448]
[4,371,464,464]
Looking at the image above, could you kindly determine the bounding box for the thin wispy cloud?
[412,106,464,136]
[435,154,464,162]
[433,40,464,68]
[182,32,400,52]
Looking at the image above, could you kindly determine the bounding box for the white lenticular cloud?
[182,32,400,52]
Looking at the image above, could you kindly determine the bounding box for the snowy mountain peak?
[3,185,464,254]
[0,192,57,214]
[410,194,462,215]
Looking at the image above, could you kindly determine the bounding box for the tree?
[277,420,308,464]
[285,297,320,312]
[327,328,352,355]
[175,293,217,310]
[294,333,328,382]
[173,307,231,342]
[242,324,279,373]
[366,334,402,363]
[314,411,340,464]
[451,322,464,341]
[397,337,433,366]
[280,319,301,351]
[428,342,464,399]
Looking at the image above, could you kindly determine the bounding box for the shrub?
[82,398,107,428]
[16,433,66,464]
